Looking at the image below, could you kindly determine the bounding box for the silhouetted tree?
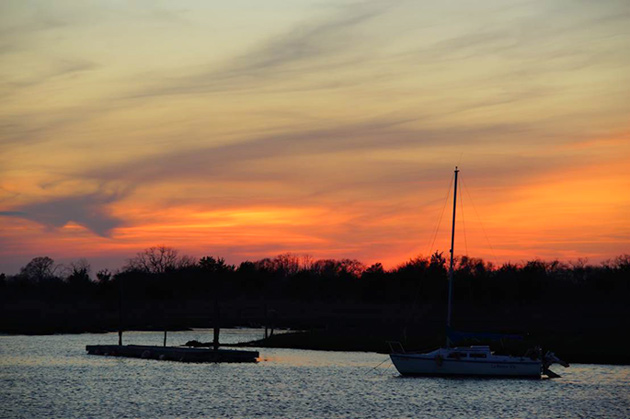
[430,251,446,270]
[608,254,630,272]
[19,256,59,282]
[395,256,429,278]
[66,259,92,287]
[364,263,384,276]
[4,248,630,339]
[96,269,112,284]
[300,254,315,271]
[337,259,366,278]
[271,253,301,277]
[199,256,234,273]
[124,246,196,274]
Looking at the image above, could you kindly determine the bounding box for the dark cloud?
[81,118,454,183]
[0,211,26,216]
[0,190,127,237]
[79,116,576,207]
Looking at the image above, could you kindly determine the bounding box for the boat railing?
[387,341,406,354]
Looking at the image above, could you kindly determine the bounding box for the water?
[1,330,629,419]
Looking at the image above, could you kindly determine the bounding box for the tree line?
[2,246,629,304]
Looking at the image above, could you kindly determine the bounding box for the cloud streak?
[126,1,396,98]
[82,118,532,184]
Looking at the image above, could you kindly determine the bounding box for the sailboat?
[389,167,568,378]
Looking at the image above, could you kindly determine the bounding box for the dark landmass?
[233,326,630,366]
[2,250,629,365]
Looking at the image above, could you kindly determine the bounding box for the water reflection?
[1,330,629,419]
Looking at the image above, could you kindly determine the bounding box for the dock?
[86,344,259,363]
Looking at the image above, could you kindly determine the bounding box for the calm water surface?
[1,330,629,419]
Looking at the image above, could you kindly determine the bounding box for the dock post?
[268,307,275,337]
[213,299,220,351]
[264,303,269,339]
[118,276,123,346]
[164,330,167,347]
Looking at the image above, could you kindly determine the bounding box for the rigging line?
[459,173,469,257]
[404,172,453,334]
[426,174,454,257]
[365,357,391,374]
[461,176,498,263]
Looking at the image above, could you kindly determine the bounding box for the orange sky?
[1,1,629,274]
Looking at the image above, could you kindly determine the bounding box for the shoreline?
[23,326,617,367]
[4,326,629,366]
[235,332,630,366]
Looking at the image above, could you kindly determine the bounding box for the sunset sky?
[1,0,629,274]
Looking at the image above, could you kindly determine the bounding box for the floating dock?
[86,344,259,363]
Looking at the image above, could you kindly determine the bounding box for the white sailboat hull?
[390,352,541,377]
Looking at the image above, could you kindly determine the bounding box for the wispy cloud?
[397,0,630,86]
[1,0,629,273]
[0,58,98,97]
[127,1,396,98]
[78,115,585,210]
[80,118,489,182]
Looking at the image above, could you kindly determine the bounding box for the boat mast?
[446,166,459,346]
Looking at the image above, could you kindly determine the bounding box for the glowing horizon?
[1,1,629,274]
